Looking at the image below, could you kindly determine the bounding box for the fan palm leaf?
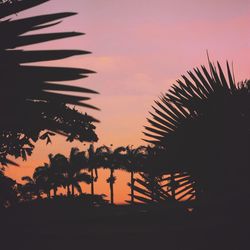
[144,60,250,208]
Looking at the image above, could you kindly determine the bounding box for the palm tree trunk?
[110,169,114,205]
[53,188,57,197]
[94,168,98,181]
[90,169,94,195]
[131,171,134,204]
[66,184,71,197]
[71,184,75,196]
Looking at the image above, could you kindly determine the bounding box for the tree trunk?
[71,184,75,196]
[94,168,98,181]
[131,171,134,204]
[53,188,57,197]
[66,184,71,197]
[91,169,94,195]
[110,169,114,205]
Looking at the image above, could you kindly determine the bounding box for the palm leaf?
[0,0,99,165]
[143,61,249,208]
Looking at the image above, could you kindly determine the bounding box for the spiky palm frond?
[128,172,195,207]
[0,0,99,165]
[0,0,98,121]
[129,173,195,203]
[144,61,250,204]
[1,2,94,77]
[145,62,238,145]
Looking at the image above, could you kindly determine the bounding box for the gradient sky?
[6,0,250,203]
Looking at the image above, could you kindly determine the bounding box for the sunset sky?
[6,0,250,203]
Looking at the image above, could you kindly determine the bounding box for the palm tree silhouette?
[144,61,250,209]
[21,176,42,200]
[67,147,92,196]
[33,163,52,198]
[47,153,68,197]
[98,145,126,205]
[86,144,104,196]
[123,145,147,204]
[0,0,99,165]
[19,149,92,200]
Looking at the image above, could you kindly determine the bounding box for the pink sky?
[6,0,250,203]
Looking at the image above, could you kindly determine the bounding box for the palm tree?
[33,163,52,198]
[21,163,57,200]
[86,144,103,196]
[0,0,99,166]
[123,145,147,204]
[98,145,126,205]
[144,60,250,209]
[69,171,92,196]
[47,153,69,197]
[67,147,92,196]
[21,176,41,200]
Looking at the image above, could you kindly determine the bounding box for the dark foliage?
[0,0,99,166]
[0,170,18,207]
[144,61,250,209]
[130,172,195,207]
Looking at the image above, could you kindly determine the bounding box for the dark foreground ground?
[1,199,250,250]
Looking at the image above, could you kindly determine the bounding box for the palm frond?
[143,61,249,206]
[21,176,34,184]
[0,0,99,164]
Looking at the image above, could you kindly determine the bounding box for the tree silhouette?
[98,145,126,205]
[144,61,250,210]
[20,162,60,200]
[21,175,42,200]
[123,145,147,204]
[33,163,53,198]
[19,149,92,200]
[67,147,92,196]
[0,0,99,166]
[86,144,104,196]
[47,153,68,197]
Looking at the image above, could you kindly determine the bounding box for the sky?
[6,0,250,203]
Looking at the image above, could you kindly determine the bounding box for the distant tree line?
[0,144,197,208]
